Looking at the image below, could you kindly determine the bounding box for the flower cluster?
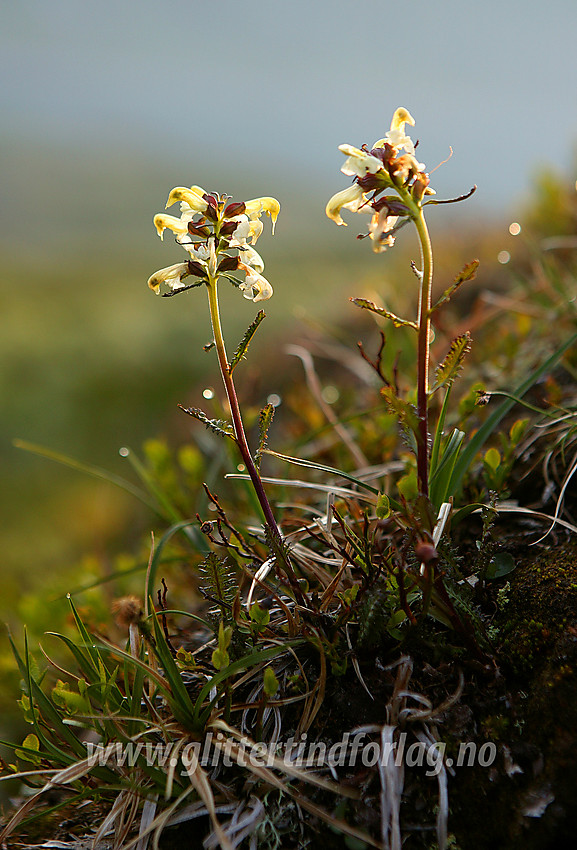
[148,186,280,302]
[326,107,434,252]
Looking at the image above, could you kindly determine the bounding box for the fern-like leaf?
[178,405,235,439]
[350,298,418,330]
[432,259,479,311]
[431,332,472,392]
[229,310,266,373]
[255,403,275,470]
[381,387,422,445]
[198,552,237,625]
[357,581,391,648]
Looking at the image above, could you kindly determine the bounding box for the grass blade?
[13,439,157,511]
[447,330,577,500]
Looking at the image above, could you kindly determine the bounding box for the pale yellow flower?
[374,107,416,155]
[238,264,273,301]
[147,262,190,293]
[229,216,264,246]
[153,214,191,241]
[239,245,265,273]
[243,197,280,233]
[164,185,208,212]
[368,209,398,253]
[325,183,368,226]
[339,144,383,178]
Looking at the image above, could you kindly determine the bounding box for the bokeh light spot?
[321,385,340,404]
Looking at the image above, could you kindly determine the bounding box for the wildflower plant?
[148,187,303,602]
[5,105,577,850]
[327,107,475,503]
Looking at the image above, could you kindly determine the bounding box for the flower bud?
[219,220,239,237]
[112,595,143,627]
[188,221,211,238]
[415,540,438,565]
[412,172,431,202]
[223,201,246,219]
[187,260,208,277]
[217,255,240,273]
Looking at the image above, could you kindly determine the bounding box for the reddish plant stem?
[206,277,304,603]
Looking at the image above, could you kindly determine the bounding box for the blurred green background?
[2,0,577,738]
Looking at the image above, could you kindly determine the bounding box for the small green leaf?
[178,406,235,439]
[484,448,501,472]
[431,332,472,392]
[176,646,196,667]
[509,418,529,445]
[255,403,275,470]
[381,387,422,444]
[263,666,279,697]
[351,298,418,330]
[212,621,232,666]
[376,493,390,519]
[17,694,35,724]
[249,603,271,628]
[432,259,479,311]
[229,310,266,372]
[486,552,517,580]
[51,680,91,715]
[397,471,418,501]
[15,734,42,765]
[211,648,230,670]
[338,585,359,607]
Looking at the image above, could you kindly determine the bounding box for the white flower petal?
[147,263,190,293]
[325,184,368,226]
[338,144,383,177]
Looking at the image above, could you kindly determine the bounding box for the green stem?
[411,203,434,498]
[205,276,303,601]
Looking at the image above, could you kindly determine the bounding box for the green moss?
[495,542,577,675]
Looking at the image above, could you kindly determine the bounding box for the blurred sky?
[2,0,577,224]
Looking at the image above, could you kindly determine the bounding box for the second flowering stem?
[413,204,433,499]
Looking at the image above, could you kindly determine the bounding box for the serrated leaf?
[198,553,237,625]
[255,403,275,471]
[431,332,472,392]
[229,310,266,373]
[178,406,235,439]
[350,298,418,330]
[432,259,479,311]
[381,387,422,444]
